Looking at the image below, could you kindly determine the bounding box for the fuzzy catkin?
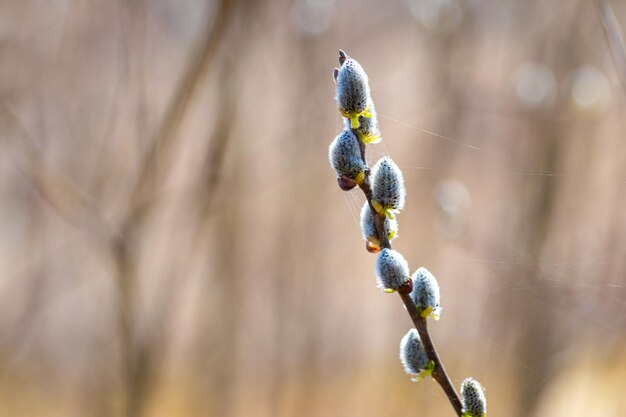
[328,129,366,181]
[410,267,442,320]
[336,56,371,120]
[371,156,406,215]
[375,248,409,291]
[461,378,487,417]
[399,329,429,375]
[360,202,398,246]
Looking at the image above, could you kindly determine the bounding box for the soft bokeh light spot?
[404,0,463,33]
[434,179,471,237]
[566,65,611,113]
[510,61,557,109]
[288,0,335,36]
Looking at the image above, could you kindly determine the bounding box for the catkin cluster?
[328,50,487,416]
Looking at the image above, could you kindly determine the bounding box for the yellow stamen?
[361,132,380,144]
[349,115,360,129]
[412,368,434,382]
[420,306,433,319]
[387,229,396,240]
[412,361,436,381]
[354,170,366,185]
[371,200,385,216]
[339,105,372,130]
[383,288,396,294]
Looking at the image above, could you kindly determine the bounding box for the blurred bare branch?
[112,1,238,416]
[128,0,237,219]
[594,0,626,96]
[1,103,122,246]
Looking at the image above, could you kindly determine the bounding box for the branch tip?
[338,49,348,64]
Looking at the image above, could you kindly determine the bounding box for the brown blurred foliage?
[0,0,625,416]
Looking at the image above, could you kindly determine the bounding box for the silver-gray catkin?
[461,378,487,417]
[336,56,371,117]
[375,248,410,291]
[410,267,442,319]
[328,129,366,180]
[399,329,429,375]
[371,156,406,212]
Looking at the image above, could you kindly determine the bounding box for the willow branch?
[355,129,463,416]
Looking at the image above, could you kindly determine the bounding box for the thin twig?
[1,103,123,247]
[594,0,626,97]
[114,2,237,416]
[355,129,463,416]
[127,0,236,218]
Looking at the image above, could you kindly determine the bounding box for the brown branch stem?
[355,129,463,416]
[399,293,463,415]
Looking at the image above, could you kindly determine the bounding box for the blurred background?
[0,0,625,416]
